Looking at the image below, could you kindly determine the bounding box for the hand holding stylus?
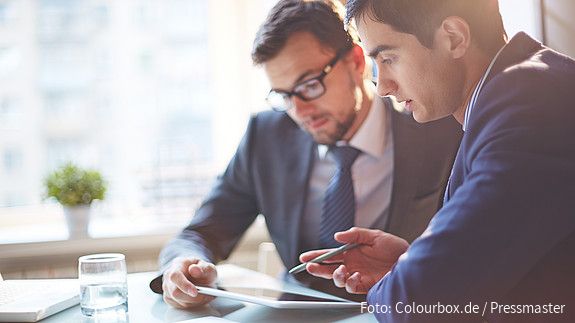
[298,227,409,294]
[289,243,360,274]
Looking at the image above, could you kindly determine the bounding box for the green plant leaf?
[44,162,107,207]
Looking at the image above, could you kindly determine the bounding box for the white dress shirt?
[300,97,394,248]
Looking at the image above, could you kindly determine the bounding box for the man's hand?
[300,227,409,294]
[162,257,218,309]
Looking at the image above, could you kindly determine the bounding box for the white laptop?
[0,273,79,322]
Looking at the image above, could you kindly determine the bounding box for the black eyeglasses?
[266,47,351,112]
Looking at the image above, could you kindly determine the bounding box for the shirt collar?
[462,44,507,131]
[318,96,387,159]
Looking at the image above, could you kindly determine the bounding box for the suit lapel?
[383,104,425,235]
[445,142,464,203]
[282,124,315,268]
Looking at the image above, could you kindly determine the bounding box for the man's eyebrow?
[368,45,396,58]
[271,69,315,93]
[293,70,316,85]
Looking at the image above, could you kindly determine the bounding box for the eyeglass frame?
[266,46,352,112]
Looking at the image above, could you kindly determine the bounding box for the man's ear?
[437,16,471,59]
[345,44,366,79]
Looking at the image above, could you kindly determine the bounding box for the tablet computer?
[196,286,360,309]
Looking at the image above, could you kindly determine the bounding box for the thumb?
[188,261,217,284]
[334,227,379,245]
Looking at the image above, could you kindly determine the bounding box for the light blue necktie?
[319,146,361,248]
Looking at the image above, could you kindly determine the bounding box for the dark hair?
[346,0,507,55]
[252,0,357,65]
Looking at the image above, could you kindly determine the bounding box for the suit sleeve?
[150,115,261,293]
[367,70,575,322]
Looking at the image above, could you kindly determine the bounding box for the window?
[0,46,20,76]
[0,97,21,128]
[0,1,16,28]
[3,147,21,173]
[0,3,7,26]
[499,0,540,39]
[0,0,275,242]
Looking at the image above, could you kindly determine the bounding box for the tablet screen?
[218,286,348,303]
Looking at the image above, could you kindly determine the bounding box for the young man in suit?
[302,0,575,321]
[151,0,461,308]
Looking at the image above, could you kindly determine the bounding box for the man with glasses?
[151,0,461,308]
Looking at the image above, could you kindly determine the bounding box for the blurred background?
[0,0,573,278]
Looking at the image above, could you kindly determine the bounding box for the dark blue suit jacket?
[151,97,462,299]
[368,33,575,322]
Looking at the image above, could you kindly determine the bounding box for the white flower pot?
[63,205,91,239]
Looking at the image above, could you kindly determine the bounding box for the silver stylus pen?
[288,243,360,274]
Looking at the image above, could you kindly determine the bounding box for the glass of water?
[78,253,128,317]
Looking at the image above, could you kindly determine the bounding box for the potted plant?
[45,162,107,239]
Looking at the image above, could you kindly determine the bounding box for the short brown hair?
[346,0,507,55]
[252,0,357,65]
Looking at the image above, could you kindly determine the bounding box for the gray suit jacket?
[151,97,462,299]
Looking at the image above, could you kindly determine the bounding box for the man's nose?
[292,96,315,116]
[375,75,398,97]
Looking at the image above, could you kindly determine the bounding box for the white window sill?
[0,216,270,278]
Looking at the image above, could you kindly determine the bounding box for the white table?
[40,265,377,323]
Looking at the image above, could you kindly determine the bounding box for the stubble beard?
[308,112,355,145]
[305,74,361,145]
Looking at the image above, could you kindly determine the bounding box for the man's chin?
[411,110,437,124]
[302,122,347,145]
[411,112,427,123]
[312,136,336,145]
[310,132,338,145]
[412,110,453,124]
